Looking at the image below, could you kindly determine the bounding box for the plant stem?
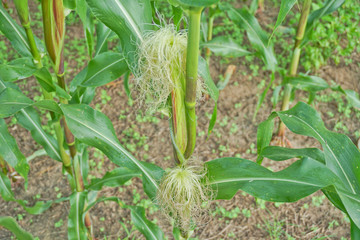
[184,7,203,159]
[20,12,72,174]
[278,0,311,137]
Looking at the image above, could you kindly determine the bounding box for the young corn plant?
[268,0,360,146]
[1,0,360,239]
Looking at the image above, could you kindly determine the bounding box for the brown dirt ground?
[1,0,360,239]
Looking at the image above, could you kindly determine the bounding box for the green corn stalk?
[184,7,203,159]
[14,0,72,172]
[41,0,65,75]
[41,1,93,237]
[277,0,312,140]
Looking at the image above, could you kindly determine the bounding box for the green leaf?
[256,112,276,164]
[0,172,52,214]
[68,192,87,240]
[0,119,29,181]
[200,36,251,57]
[123,71,132,100]
[0,216,34,240]
[269,0,297,41]
[261,146,325,164]
[303,0,345,45]
[351,219,360,239]
[198,56,219,102]
[55,84,71,100]
[337,189,360,229]
[61,104,164,199]
[0,4,44,57]
[0,171,15,201]
[127,206,165,240]
[332,85,360,109]
[95,22,113,57]
[0,58,36,82]
[34,67,56,92]
[15,107,62,162]
[0,88,33,118]
[33,100,63,115]
[86,0,153,69]
[288,74,329,92]
[87,167,140,190]
[81,52,128,87]
[220,3,277,71]
[207,103,217,139]
[206,157,337,201]
[277,102,360,195]
[0,82,61,116]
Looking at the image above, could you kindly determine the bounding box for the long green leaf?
[61,104,164,199]
[206,157,337,201]
[277,102,360,195]
[127,206,165,240]
[0,216,34,240]
[200,36,251,58]
[0,119,29,181]
[81,52,128,87]
[86,0,152,69]
[0,88,33,118]
[269,0,297,41]
[220,3,277,71]
[68,192,87,240]
[0,58,37,82]
[95,22,113,57]
[288,74,329,92]
[87,167,140,190]
[0,4,44,57]
[0,172,52,214]
[261,146,325,163]
[303,0,345,45]
[15,107,62,162]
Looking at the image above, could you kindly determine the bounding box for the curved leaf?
[261,146,325,163]
[0,58,36,82]
[269,0,297,41]
[61,104,164,199]
[68,192,87,240]
[206,157,337,201]
[0,119,29,181]
[200,36,251,57]
[87,167,140,191]
[220,3,277,71]
[0,4,44,57]
[288,74,329,92]
[95,22,113,57]
[303,0,345,45]
[127,206,165,240]
[86,0,152,68]
[81,52,128,87]
[0,216,34,240]
[277,102,360,195]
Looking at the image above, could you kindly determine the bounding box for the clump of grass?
[134,25,204,113]
[157,162,212,237]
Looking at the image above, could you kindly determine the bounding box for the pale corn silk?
[134,25,205,113]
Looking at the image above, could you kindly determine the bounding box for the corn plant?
[0,0,360,239]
